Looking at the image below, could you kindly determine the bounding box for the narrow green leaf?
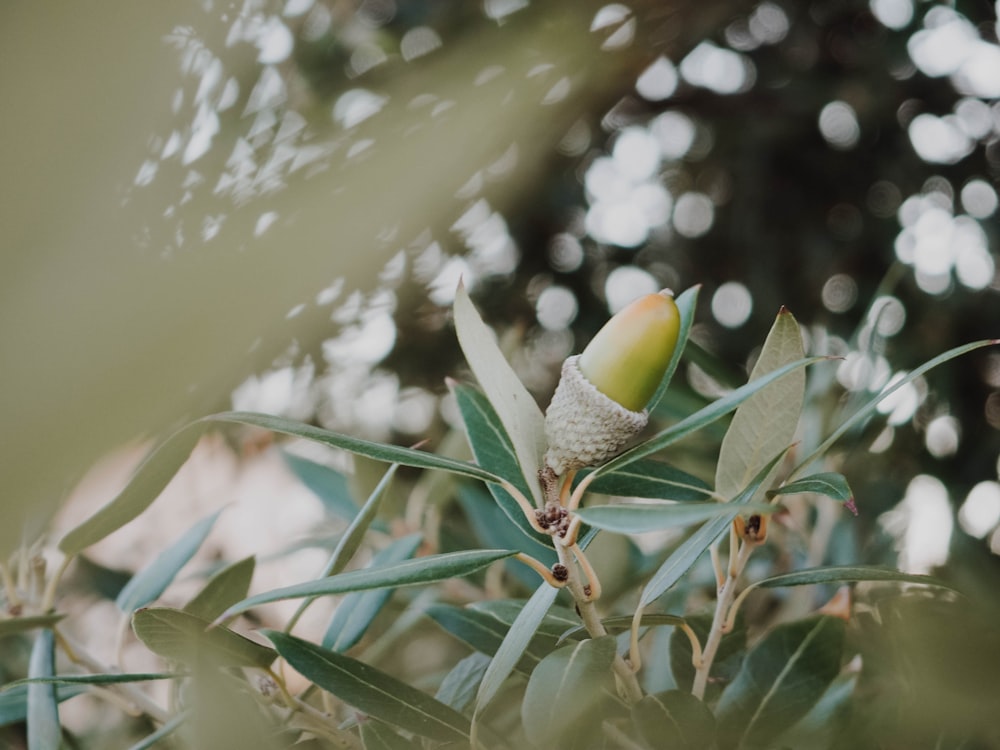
[649,285,700,412]
[27,628,59,750]
[288,464,400,630]
[716,307,805,504]
[282,451,358,521]
[474,582,559,716]
[208,411,501,484]
[323,533,423,652]
[183,556,256,621]
[58,424,205,555]
[323,465,398,580]
[716,616,846,750]
[452,383,553,547]
[264,630,470,742]
[793,339,999,477]
[125,711,188,750]
[4,673,183,690]
[435,652,492,713]
[522,636,617,748]
[453,281,546,507]
[575,501,775,535]
[578,459,712,502]
[754,565,960,592]
[0,614,65,638]
[132,607,276,669]
[116,509,223,613]
[360,719,422,750]
[769,472,852,503]
[426,604,567,674]
[219,549,516,622]
[639,449,789,608]
[596,357,825,479]
[0,685,85,728]
[633,690,716,750]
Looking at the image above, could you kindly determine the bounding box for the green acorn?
[544,290,681,475]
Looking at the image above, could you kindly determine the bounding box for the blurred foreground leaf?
[132,607,276,668]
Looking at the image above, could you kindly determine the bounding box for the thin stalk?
[57,629,171,723]
[556,545,643,704]
[692,541,754,700]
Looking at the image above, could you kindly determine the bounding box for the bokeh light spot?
[650,111,697,160]
[711,281,753,328]
[548,233,584,273]
[673,192,714,237]
[536,285,579,330]
[925,415,960,457]
[868,295,906,337]
[819,101,861,150]
[870,0,913,29]
[605,266,659,313]
[879,474,953,574]
[961,179,999,219]
[821,273,858,313]
[908,113,974,164]
[680,42,754,94]
[958,481,1000,538]
[636,56,679,101]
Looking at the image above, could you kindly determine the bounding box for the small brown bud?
[551,563,569,582]
[735,513,768,545]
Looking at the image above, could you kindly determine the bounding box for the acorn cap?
[543,291,681,475]
[543,356,648,475]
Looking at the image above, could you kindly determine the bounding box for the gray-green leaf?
[521,636,617,749]
[183,555,256,621]
[323,533,423,652]
[769,472,852,503]
[716,307,805,504]
[265,630,470,742]
[116,509,223,613]
[474,582,558,716]
[576,501,774,535]
[218,549,515,622]
[633,690,716,750]
[27,628,59,750]
[453,281,546,507]
[716,615,846,750]
[132,607,276,668]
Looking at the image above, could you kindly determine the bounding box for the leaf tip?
[844,497,859,516]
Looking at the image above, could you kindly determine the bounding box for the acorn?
[544,290,681,475]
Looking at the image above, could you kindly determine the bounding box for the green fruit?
[578,291,681,412]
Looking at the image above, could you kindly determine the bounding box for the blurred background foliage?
[2,0,1000,746]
